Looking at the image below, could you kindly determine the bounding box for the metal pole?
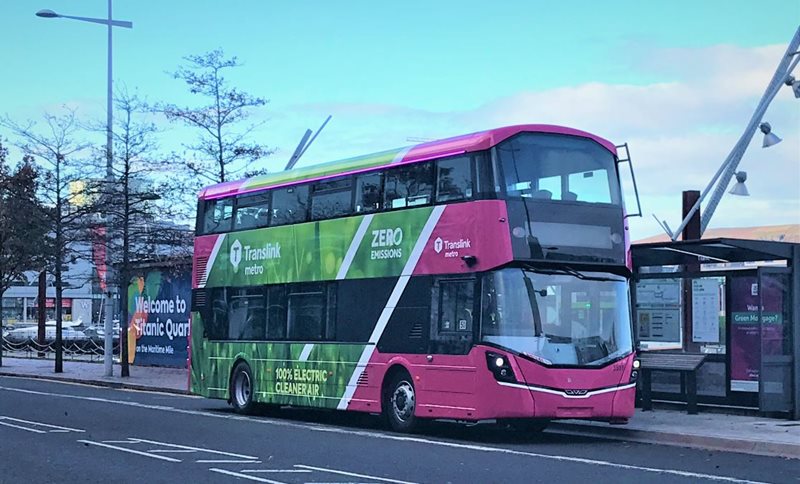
[792,245,800,420]
[103,0,114,377]
[669,27,800,241]
[700,33,800,235]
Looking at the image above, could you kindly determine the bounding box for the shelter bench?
[639,352,707,415]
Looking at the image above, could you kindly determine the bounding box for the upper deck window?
[355,173,383,213]
[271,185,309,226]
[235,192,271,231]
[497,133,620,205]
[384,163,434,209]
[311,178,352,221]
[203,198,234,234]
[436,155,474,203]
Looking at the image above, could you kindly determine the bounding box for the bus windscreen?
[481,268,632,367]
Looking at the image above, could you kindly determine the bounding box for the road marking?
[77,440,182,462]
[0,384,771,484]
[129,437,258,459]
[209,468,287,484]
[0,421,47,433]
[0,416,84,432]
[303,482,375,484]
[103,440,140,444]
[148,449,197,453]
[242,470,312,474]
[196,459,262,464]
[295,465,417,484]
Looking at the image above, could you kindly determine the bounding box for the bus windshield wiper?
[545,334,572,343]
[523,276,543,336]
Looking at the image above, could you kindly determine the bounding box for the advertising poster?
[729,275,784,392]
[128,266,191,368]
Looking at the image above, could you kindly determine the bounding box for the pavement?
[1,355,798,460]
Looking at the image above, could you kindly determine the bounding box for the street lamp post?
[36,2,132,377]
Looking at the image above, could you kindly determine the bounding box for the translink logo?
[230,239,242,272]
[434,237,443,254]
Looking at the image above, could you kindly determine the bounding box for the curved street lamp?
[664,27,800,241]
[36,1,133,377]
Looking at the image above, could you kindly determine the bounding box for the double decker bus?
[191,124,639,432]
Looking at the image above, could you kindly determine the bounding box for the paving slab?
[0,356,188,394]
[550,409,800,459]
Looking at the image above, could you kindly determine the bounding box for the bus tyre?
[385,373,418,433]
[230,361,256,414]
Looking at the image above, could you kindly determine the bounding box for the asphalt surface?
[0,376,796,484]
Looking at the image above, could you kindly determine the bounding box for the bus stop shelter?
[631,238,800,419]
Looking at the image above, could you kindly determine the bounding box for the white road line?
[0,421,46,433]
[77,440,182,462]
[209,468,287,484]
[242,470,312,474]
[102,440,140,444]
[0,384,771,484]
[196,459,262,464]
[129,437,258,459]
[148,449,197,453]
[303,482,375,484]
[304,427,768,484]
[1,416,84,432]
[295,465,417,484]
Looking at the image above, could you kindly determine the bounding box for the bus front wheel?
[384,372,419,433]
[230,361,256,414]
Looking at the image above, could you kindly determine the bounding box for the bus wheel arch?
[229,358,256,414]
[381,364,420,433]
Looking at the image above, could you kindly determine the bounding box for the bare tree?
[1,110,99,373]
[105,90,193,377]
[0,143,50,366]
[158,49,273,185]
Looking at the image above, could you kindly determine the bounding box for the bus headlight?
[486,352,517,383]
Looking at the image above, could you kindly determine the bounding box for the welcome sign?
[128,266,191,368]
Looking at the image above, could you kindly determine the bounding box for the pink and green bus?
[190,124,639,432]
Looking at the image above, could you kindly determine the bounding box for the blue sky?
[2,1,799,239]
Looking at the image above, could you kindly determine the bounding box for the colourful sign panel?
[193,201,514,289]
[729,275,784,392]
[128,267,191,368]
[190,200,514,405]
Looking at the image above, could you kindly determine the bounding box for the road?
[0,376,795,484]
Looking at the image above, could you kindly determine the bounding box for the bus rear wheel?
[230,361,256,414]
[384,372,419,433]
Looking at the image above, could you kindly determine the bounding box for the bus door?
[423,278,478,399]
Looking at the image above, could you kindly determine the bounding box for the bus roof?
[199,124,617,200]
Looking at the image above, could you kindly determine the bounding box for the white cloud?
[271,42,799,240]
[6,42,796,242]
